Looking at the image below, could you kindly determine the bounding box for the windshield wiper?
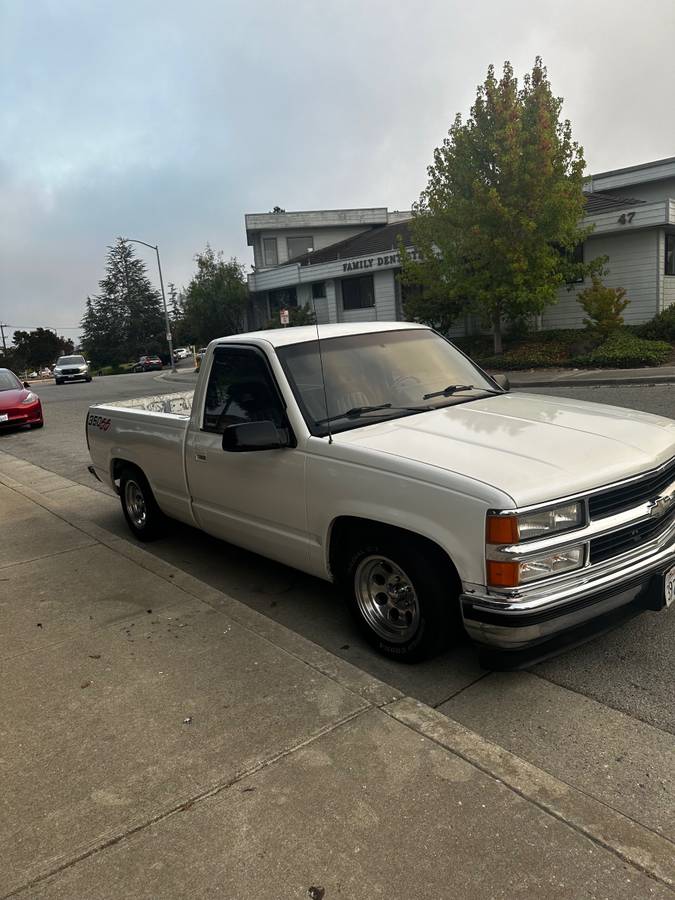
[316,403,429,426]
[423,384,500,400]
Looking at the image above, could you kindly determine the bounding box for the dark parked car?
[133,356,163,373]
[0,369,43,429]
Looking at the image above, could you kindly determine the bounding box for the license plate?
[666,565,675,608]
[0,414,8,422]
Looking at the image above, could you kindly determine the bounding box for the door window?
[203,347,285,433]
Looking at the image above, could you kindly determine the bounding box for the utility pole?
[124,238,177,372]
[0,323,6,353]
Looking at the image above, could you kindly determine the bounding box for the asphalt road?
[2,371,674,822]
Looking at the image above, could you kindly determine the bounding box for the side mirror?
[23,381,30,388]
[222,421,287,452]
[492,373,510,392]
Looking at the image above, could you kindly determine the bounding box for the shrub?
[577,276,629,337]
[476,341,571,370]
[573,332,671,368]
[634,304,675,342]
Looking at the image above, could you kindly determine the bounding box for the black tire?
[337,528,461,662]
[30,420,44,429]
[119,467,165,541]
[86,376,92,382]
[55,378,63,385]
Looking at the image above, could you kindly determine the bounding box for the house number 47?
[617,212,635,225]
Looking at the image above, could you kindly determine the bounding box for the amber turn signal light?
[486,514,519,545]
[486,560,520,587]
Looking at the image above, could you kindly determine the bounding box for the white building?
[245,208,417,329]
[246,157,675,332]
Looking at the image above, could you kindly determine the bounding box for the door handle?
[195,453,207,461]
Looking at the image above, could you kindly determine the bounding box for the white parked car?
[54,355,91,384]
[173,348,190,360]
[86,323,675,664]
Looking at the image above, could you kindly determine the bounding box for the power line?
[2,325,81,331]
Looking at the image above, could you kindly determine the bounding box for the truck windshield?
[276,329,500,436]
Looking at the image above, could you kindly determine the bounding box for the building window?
[287,236,314,260]
[312,281,326,299]
[268,287,297,315]
[263,237,278,267]
[341,275,375,310]
[666,234,675,275]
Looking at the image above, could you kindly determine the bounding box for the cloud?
[1,0,674,342]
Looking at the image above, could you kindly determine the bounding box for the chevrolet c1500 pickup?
[86,322,675,663]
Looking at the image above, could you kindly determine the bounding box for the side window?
[203,347,285,434]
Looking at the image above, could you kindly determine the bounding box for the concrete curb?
[386,697,675,890]
[156,371,198,386]
[510,374,675,388]
[2,457,675,890]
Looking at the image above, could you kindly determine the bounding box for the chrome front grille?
[589,457,675,519]
[589,505,675,563]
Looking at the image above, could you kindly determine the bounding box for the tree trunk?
[492,315,503,355]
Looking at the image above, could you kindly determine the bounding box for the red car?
[133,356,163,373]
[0,369,44,429]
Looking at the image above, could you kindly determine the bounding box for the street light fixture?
[124,238,176,372]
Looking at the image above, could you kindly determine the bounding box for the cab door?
[184,344,309,571]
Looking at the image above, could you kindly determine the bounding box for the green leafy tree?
[81,239,165,365]
[401,58,603,352]
[12,329,73,369]
[578,276,630,337]
[181,246,248,345]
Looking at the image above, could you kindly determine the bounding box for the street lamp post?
[124,238,176,372]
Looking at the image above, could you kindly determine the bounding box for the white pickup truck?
[87,322,675,663]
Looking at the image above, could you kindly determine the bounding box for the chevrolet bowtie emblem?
[647,493,674,519]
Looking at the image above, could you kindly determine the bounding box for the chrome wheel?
[354,555,420,643]
[124,479,147,530]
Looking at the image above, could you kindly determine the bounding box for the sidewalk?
[2,469,675,898]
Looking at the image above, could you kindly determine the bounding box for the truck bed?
[102,390,194,416]
[87,390,195,522]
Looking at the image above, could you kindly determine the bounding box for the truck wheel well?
[328,516,461,588]
[111,458,142,485]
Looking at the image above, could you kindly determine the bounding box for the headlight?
[54,368,61,373]
[21,391,38,404]
[487,545,585,587]
[486,501,584,544]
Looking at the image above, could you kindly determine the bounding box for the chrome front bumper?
[461,533,675,651]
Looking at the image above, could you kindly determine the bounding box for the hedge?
[634,304,675,342]
[572,332,672,368]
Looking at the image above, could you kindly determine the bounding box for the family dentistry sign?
[342,248,421,272]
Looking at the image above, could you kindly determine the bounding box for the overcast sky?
[1,0,674,343]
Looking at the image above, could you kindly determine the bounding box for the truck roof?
[209,321,429,349]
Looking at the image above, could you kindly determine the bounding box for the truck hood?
[334,392,675,507]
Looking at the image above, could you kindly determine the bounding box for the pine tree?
[81,239,165,365]
[167,282,186,345]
